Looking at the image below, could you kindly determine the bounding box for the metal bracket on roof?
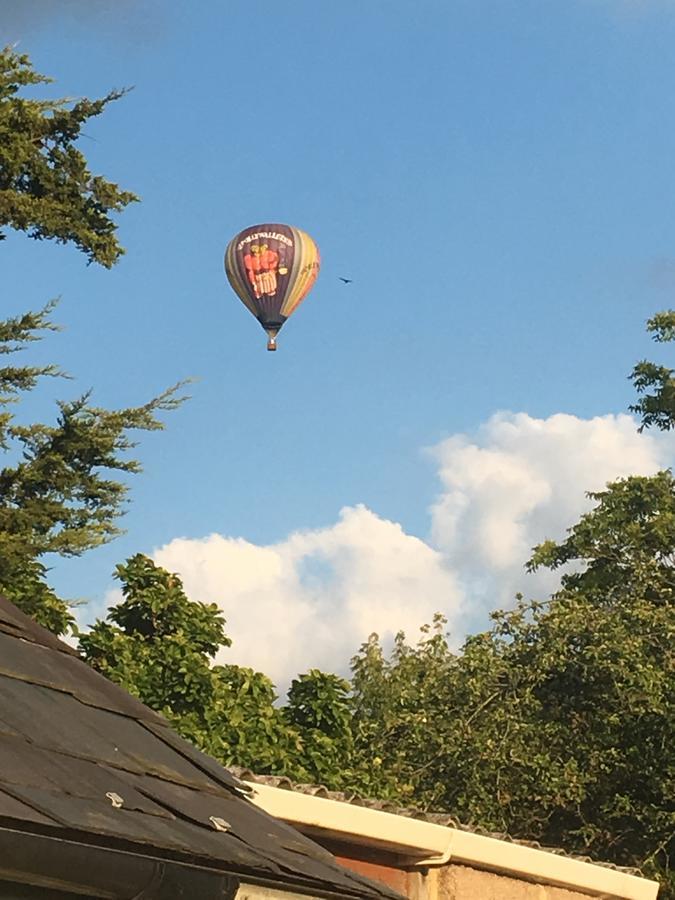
[209,816,231,832]
[232,778,255,796]
[106,791,124,809]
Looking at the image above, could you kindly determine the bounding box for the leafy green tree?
[284,670,355,786]
[80,554,303,772]
[350,617,456,805]
[528,470,675,606]
[0,46,137,267]
[631,310,675,431]
[80,554,229,710]
[347,474,674,893]
[209,663,303,772]
[79,556,383,781]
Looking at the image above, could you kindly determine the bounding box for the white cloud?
[152,411,674,690]
[429,412,674,619]
[154,505,460,692]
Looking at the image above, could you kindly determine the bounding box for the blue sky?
[3,1,675,684]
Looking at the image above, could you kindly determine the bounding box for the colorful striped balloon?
[225,223,321,350]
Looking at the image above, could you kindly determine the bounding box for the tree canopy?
[348,475,674,887]
[630,310,675,431]
[78,492,674,893]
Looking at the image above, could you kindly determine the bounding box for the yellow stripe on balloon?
[280,227,320,317]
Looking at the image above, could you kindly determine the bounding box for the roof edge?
[0,823,392,900]
[0,824,238,899]
[244,781,659,900]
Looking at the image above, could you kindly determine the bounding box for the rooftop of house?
[228,768,643,876]
[228,770,659,900]
[0,596,401,900]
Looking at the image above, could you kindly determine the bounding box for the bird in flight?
[339,277,353,284]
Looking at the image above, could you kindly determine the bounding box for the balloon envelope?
[225,223,320,348]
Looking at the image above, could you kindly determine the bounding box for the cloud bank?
[429,412,671,613]
[154,506,460,691]
[153,412,674,689]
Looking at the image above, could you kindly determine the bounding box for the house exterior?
[0,596,401,900]
[232,771,661,900]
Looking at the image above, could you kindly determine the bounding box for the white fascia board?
[245,781,659,900]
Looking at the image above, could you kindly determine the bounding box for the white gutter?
[245,781,659,900]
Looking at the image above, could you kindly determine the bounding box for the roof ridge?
[0,595,78,657]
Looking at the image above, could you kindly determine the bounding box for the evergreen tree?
[0,46,136,267]
[0,48,183,632]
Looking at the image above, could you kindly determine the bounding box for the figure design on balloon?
[244,243,286,298]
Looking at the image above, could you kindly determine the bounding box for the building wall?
[431,864,599,900]
[327,848,597,900]
[313,832,611,900]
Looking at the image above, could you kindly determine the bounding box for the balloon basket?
[267,338,277,352]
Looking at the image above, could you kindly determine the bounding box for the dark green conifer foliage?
[0,49,184,633]
[0,303,185,633]
[0,47,137,267]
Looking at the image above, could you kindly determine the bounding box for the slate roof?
[0,596,402,900]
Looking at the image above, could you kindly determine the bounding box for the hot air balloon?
[225,223,321,350]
